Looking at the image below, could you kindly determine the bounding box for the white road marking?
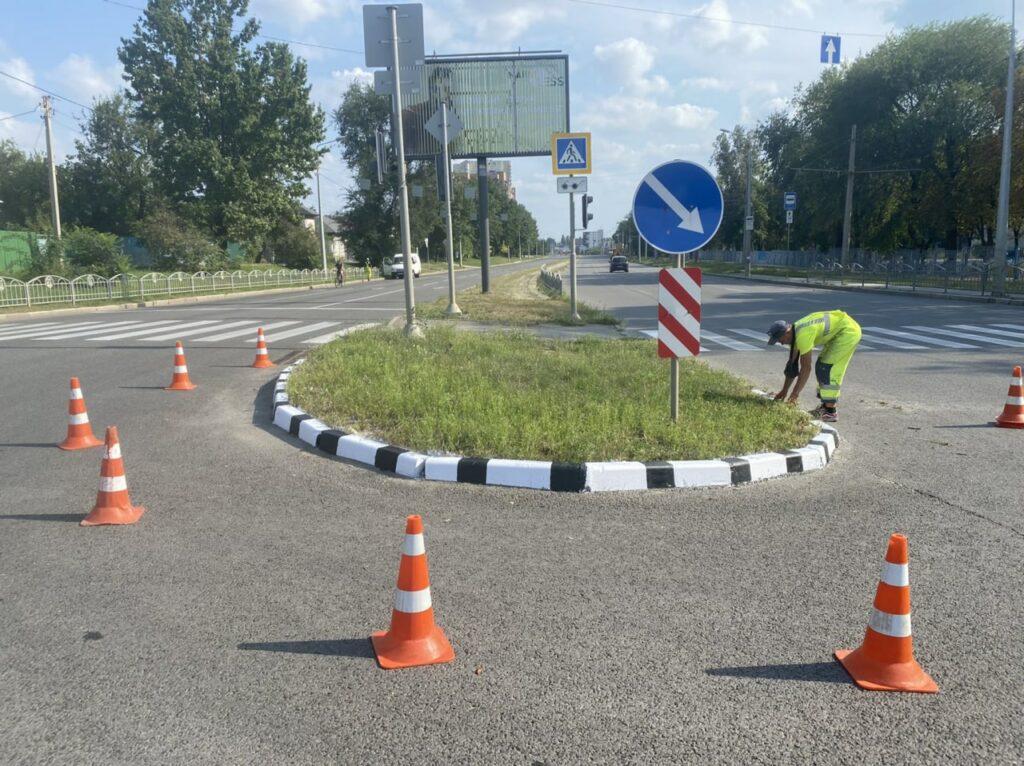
[143,319,255,342]
[40,320,145,339]
[194,320,301,342]
[87,319,221,341]
[865,326,976,349]
[903,325,1024,348]
[859,333,927,350]
[700,330,762,351]
[264,321,339,342]
[951,324,1024,340]
[0,321,108,340]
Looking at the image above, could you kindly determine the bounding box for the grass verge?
[288,325,815,463]
[416,265,617,326]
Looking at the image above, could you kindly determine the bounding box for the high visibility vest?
[792,310,854,355]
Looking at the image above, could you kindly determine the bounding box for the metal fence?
[696,250,1024,297]
[0,268,331,309]
[539,266,563,295]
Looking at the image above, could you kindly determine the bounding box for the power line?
[102,0,363,55]
[565,0,887,38]
[0,70,94,111]
[0,108,39,122]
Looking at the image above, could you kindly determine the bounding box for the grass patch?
[288,325,815,463]
[417,265,617,326]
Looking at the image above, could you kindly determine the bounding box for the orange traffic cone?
[835,533,938,693]
[251,327,275,369]
[166,341,197,391]
[371,515,455,669]
[58,377,103,450]
[995,365,1024,428]
[80,426,145,527]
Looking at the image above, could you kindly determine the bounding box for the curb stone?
[271,362,839,493]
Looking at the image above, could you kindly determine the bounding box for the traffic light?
[582,194,594,229]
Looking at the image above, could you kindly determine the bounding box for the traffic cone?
[251,327,275,369]
[371,515,455,669]
[166,341,197,391]
[58,377,103,450]
[80,426,145,527]
[994,365,1024,428]
[835,533,938,693]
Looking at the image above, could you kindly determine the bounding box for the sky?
[0,0,1015,241]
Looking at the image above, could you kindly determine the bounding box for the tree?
[63,94,156,235]
[63,227,131,276]
[118,0,325,249]
[0,141,50,229]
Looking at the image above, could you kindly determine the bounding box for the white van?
[382,252,421,279]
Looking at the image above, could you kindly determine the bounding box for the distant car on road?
[382,252,421,279]
[609,255,629,273]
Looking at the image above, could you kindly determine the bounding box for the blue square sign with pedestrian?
[551,132,592,175]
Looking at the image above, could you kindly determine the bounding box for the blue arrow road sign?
[820,35,841,64]
[784,192,797,210]
[632,160,724,254]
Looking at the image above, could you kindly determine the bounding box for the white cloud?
[250,0,350,28]
[0,57,37,98]
[52,55,122,104]
[665,103,718,129]
[687,0,768,53]
[680,77,731,91]
[460,1,567,44]
[593,37,670,95]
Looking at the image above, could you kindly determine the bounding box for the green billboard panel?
[399,55,569,160]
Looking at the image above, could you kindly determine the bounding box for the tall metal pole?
[441,102,461,315]
[477,157,490,292]
[742,150,752,276]
[41,96,62,240]
[993,1,1016,297]
[316,169,328,276]
[671,251,682,421]
[569,191,580,321]
[388,6,418,336]
[841,124,857,269]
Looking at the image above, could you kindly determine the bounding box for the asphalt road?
[1,255,1022,764]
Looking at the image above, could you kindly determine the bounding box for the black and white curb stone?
[272,362,839,492]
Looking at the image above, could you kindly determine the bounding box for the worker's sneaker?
[820,410,838,422]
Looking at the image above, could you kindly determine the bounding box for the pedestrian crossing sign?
[551,132,592,175]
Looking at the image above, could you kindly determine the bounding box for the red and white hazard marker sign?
[657,267,701,358]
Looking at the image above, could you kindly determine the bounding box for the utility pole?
[569,191,580,321]
[841,124,857,268]
[315,169,328,276]
[41,96,62,239]
[387,5,419,337]
[742,150,752,276]
[992,0,1016,297]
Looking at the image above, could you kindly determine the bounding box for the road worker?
[766,310,862,422]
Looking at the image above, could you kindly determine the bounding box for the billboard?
[398,55,569,160]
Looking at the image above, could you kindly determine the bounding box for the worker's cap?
[766,320,789,345]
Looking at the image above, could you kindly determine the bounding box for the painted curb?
[270,361,840,492]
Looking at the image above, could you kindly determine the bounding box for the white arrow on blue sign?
[820,35,841,65]
[632,160,724,254]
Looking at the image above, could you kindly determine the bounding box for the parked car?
[382,252,421,279]
[609,255,629,273]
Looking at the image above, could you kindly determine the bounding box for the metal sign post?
[569,188,580,321]
[426,102,462,315]
[633,160,724,422]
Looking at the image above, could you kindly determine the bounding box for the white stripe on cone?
[879,562,909,587]
[70,388,83,400]
[69,413,90,425]
[1006,396,1024,406]
[98,475,128,493]
[106,443,122,460]
[394,587,432,614]
[174,365,188,373]
[868,608,912,638]
[403,533,425,556]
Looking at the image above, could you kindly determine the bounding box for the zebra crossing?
[637,322,1024,352]
[1,317,1023,351]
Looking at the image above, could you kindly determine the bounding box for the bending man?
[766,310,862,422]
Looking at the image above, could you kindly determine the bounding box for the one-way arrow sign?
[820,35,841,65]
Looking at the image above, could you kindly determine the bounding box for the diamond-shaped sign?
[424,106,463,144]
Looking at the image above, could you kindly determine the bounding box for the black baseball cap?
[767,320,789,345]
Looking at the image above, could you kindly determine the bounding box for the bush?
[266,220,320,269]
[22,236,70,279]
[135,206,227,272]
[63,227,130,277]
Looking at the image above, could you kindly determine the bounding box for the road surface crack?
[890,480,1024,539]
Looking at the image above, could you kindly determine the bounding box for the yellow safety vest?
[792,310,853,355]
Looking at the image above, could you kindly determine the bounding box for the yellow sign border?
[551,132,592,175]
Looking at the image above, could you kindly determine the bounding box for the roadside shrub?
[22,236,71,279]
[63,227,130,277]
[266,220,320,269]
[135,206,228,272]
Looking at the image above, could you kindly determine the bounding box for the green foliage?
[62,95,155,236]
[0,141,50,229]
[134,204,226,271]
[24,237,70,279]
[118,0,326,250]
[63,227,131,276]
[266,218,320,268]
